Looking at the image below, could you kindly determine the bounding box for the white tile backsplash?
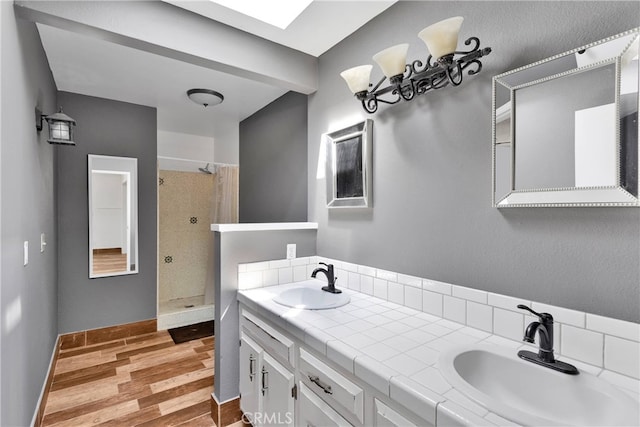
[561,324,604,366]
[532,301,585,328]
[423,279,452,295]
[358,265,377,277]
[604,335,640,379]
[587,314,640,342]
[466,301,493,332]
[377,268,398,282]
[292,265,307,282]
[373,278,388,299]
[404,285,423,311]
[493,308,524,341]
[443,295,466,324]
[398,273,423,288]
[422,290,443,317]
[387,282,404,305]
[238,256,640,385]
[360,275,374,295]
[452,285,487,304]
[348,271,361,291]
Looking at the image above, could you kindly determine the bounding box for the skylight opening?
[209,0,313,29]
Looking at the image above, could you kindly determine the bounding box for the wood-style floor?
[41,330,216,426]
[92,250,128,275]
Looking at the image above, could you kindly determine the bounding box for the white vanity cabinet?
[239,310,295,427]
[238,305,433,427]
[298,382,352,427]
[374,398,419,427]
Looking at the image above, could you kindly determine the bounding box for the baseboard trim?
[31,335,61,427]
[60,318,157,349]
[211,394,243,427]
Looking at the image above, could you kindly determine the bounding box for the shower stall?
[157,157,238,329]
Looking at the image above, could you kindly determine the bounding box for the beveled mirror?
[492,28,639,207]
[324,119,373,208]
[88,154,138,278]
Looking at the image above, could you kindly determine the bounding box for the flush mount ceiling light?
[36,107,77,145]
[340,16,492,114]
[187,89,224,107]
[207,0,312,29]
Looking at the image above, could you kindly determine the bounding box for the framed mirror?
[492,28,639,207]
[324,119,373,208]
[88,154,138,278]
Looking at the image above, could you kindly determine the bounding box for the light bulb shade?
[373,43,409,78]
[44,109,76,145]
[340,65,373,94]
[418,16,464,60]
[187,89,224,107]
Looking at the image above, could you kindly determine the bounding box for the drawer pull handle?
[308,374,333,395]
[249,355,256,381]
[261,366,269,396]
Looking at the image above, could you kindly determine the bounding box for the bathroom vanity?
[238,296,432,427]
[238,279,640,427]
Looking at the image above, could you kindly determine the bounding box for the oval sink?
[273,284,350,310]
[439,344,639,426]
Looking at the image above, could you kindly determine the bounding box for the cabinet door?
[261,353,295,427]
[298,383,352,427]
[240,333,262,423]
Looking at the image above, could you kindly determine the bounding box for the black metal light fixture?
[187,89,224,107]
[340,17,492,114]
[36,107,77,145]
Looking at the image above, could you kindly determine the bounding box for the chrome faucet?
[517,305,578,375]
[311,262,341,294]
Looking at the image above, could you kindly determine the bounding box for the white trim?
[211,222,318,232]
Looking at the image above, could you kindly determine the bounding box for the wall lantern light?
[36,107,77,145]
[340,16,492,114]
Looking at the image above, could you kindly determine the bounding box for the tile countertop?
[238,281,640,427]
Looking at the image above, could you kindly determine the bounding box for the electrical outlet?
[24,241,29,266]
[286,244,296,260]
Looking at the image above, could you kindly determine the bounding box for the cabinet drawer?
[299,382,352,427]
[374,398,419,427]
[241,309,295,365]
[299,348,364,423]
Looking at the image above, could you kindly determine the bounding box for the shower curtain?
[204,165,239,305]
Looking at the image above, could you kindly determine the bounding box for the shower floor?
[158,295,214,330]
[159,295,207,314]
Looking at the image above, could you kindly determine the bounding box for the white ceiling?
[36,1,396,138]
[164,0,395,57]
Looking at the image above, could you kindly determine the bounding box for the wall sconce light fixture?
[340,17,492,113]
[36,107,77,145]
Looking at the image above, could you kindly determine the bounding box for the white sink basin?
[439,344,639,426]
[273,283,350,310]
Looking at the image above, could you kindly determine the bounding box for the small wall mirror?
[88,154,138,278]
[324,119,373,208]
[493,28,639,207]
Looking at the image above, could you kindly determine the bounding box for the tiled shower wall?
[238,256,640,383]
[159,170,214,304]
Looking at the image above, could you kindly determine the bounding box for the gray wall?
[57,92,157,333]
[240,92,308,222]
[308,1,640,322]
[214,229,316,402]
[1,4,58,425]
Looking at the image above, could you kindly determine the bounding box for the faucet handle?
[517,304,553,322]
[319,262,329,267]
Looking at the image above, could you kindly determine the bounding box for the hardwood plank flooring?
[41,329,217,426]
